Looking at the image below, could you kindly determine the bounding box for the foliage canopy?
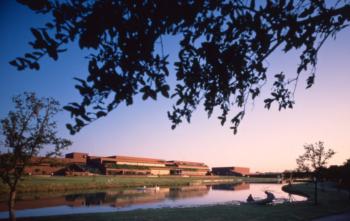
[12,0,350,134]
[296,141,335,172]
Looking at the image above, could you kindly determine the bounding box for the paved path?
[312,212,350,221]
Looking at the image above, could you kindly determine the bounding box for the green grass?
[9,182,350,221]
[0,175,278,196]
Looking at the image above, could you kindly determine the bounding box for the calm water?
[0,183,306,218]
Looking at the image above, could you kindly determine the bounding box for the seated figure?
[246,194,254,202]
[265,191,276,200]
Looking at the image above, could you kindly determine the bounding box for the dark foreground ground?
[312,211,350,221]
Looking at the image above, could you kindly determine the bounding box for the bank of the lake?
[0,175,277,196]
[5,183,350,221]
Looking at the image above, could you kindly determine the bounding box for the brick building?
[211,166,250,176]
[24,153,89,176]
[88,155,170,175]
[21,152,210,177]
[166,161,209,176]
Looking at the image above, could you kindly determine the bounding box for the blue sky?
[1,1,350,172]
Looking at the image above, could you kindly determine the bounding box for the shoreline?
[282,183,311,199]
[0,175,278,196]
[1,182,350,221]
[0,182,299,220]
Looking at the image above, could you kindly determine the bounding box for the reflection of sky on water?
[0,183,306,219]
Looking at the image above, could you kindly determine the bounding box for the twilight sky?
[0,1,349,172]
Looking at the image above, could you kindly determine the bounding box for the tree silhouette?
[297,141,335,171]
[342,159,350,199]
[0,92,72,221]
[11,0,350,134]
[296,141,335,205]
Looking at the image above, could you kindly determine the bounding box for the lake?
[0,183,307,219]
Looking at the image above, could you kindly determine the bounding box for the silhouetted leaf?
[9,60,17,67]
[96,111,107,118]
[250,0,255,9]
[66,123,74,134]
[30,28,43,42]
[17,0,51,11]
[306,75,315,89]
[75,118,85,127]
[160,85,170,98]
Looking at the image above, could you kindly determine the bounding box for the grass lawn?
[6,182,350,221]
[0,175,277,195]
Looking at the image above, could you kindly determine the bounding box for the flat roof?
[212,166,250,170]
[106,155,166,164]
[65,152,88,155]
[167,160,208,167]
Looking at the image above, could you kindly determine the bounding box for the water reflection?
[168,185,210,199]
[212,182,250,191]
[0,183,306,219]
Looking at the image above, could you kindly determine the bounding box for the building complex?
[24,152,210,176]
[23,152,250,177]
[211,166,250,176]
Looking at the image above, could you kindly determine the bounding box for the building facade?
[24,153,89,175]
[166,161,209,176]
[88,155,170,175]
[23,152,209,176]
[211,166,250,176]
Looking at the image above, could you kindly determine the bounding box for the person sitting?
[265,191,275,201]
[246,194,255,202]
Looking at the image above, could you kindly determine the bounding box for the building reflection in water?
[211,182,250,191]
[0,183,250,211]
[168,185,210,199]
